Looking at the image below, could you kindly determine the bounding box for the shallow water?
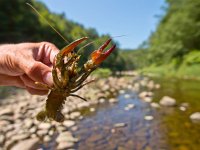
[73,78,200,150]
[73,90,167,150]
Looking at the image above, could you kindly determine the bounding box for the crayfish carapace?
[36,37,116,122]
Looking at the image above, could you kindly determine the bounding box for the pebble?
[63,120,75,128]
[144,115,154,121]
[150,102,160,108]
[70,112,81,120]
[143,97,152,103]
[57,142,74,150]
[179,106,186,111]
[98,98,106,103]
[114,123,127,128]
[77,102,90,109]
[124,94,131,99]
[109,98,118,103]
[11,133,30,141]
[119,90,125,94]
[190,112,200,122]
[38,123,51,130]
[124,104,135,111]
[159,96,176,106]
[10,138,39,150]
[90,107,96,112]
[56,131,78,143]
[43,135,51,142]
[0,108,14,116]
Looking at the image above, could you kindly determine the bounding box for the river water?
[72,78,200,150]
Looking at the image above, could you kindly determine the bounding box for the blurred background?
[0,0,200,150]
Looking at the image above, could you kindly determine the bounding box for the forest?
[0,0,200,78]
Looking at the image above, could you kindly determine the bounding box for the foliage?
[0,0,123,71]
[92,68,112,78]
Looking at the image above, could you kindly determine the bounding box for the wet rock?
[11,133,30,141]
[139,91,153,99]
[159,96,176,107]
[0,107,14,116]
[124,94,131,99]
[124,104,135,111]
[119,90,125,94]
[70,112,81,119]
[143,97,152,103]
[150,102,160,108]
[99,98,106,103]
[63,120,75,128]
[43,135,51,142]
[0,134,5,145]
[57,142,74,150]
[29,127,37,134]
[38,123,51,130]
[56,131,78,143]
[114,123,127,128]
[109,98,118,103]
[77,102,90,109]
[90,107,96,112]
[37,129,48,136]
[179,106,186,111]
[10,138,39,150]
[144,115,154,121]
[24,119,34,129]
[190,112,200,122]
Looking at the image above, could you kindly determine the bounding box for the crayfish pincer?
[35,37,116,122]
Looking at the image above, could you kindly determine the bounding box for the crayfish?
[36,37,116,122]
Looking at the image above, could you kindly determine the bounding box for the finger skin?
[0,74,25,88]
[25,86,49,95]
[20,74,48,90]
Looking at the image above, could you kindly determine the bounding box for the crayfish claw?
[60,37,88,56]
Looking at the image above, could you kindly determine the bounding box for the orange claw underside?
[91,39,116,65]
[60,37,88,56]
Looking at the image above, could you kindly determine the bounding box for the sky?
[38,0,165,49]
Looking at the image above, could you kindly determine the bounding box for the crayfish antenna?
[69,94,88,101]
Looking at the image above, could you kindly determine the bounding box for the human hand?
[0,42,59,95]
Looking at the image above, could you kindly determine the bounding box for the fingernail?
[43,72,53,86]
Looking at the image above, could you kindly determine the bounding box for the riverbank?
[0,75,200,150]
[139,50,200,80]
[0,77,130,150]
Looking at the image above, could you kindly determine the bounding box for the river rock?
[63,120,75,128]
[11,133,30,141]
[0,107,14,116]
[159,96,176,106]
[0,134,5,145]
[10,138,39,150]
[70,112,81,120]
[98,98,106,103]
[77,102,90,109]
[114,123,127,128]
[56,131,78,143]
[90,107,96,112]
[109,98,118,103]
[57,142,74,150]
[124,94,131,99]
[150,102,160,108]
[144,115,154,121]
[190,112,200,122]
[124,104,135,111]
[38,123,51,130]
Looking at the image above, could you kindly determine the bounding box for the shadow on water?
[73,90,167,150]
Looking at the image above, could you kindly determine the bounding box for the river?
[72,77,200,150]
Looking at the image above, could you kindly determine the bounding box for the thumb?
[25,61,53,87]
